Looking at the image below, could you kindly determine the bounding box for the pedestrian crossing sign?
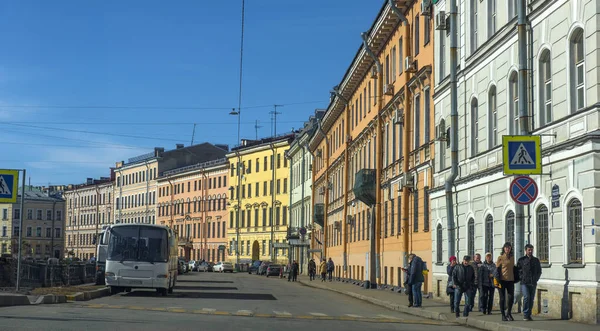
[0,170,19,203]
[502,136,542,175]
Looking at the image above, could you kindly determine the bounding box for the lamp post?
[230,108,242,268]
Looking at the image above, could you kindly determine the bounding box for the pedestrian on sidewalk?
[308,259,317,281]
[452,255,476,318]
[287,262,292,281]
[479,252,496,315]
[327,258,335,281]
[291,260,299,282]
[408,254,424,308]
[447,256,458,313]
[496,242,516,322]
[517,244,542,321]
[320,258,327,282]
[402,262,413,307]
[470,253,482,312]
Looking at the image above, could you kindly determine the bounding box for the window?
[56,210,62,221]
[263,156,267,171]
[385,55,390,85]
[46,227,51,238]
[488,0,496,37]
[467,218,475,257]
[46,210,52,221]
[436,224,443,263]
[282,206,287,225]
[488,86,498,148]
[423,190,429,232]
[470,0,478,53]
[277,154,281,169]
[539,50,552,126]
[570,29,585,112]
[413,189,419,232]
[509,73,519,134]
[414,94,421,148]
[399,37,403,74]
[505,211,515,245]
[27,209,33,220]
[26,226,32,237]
[2,209,7,220]
[567,199,582,263]
[424,13,431,45]
[485,215,493,254]
[36,226,42,237]
[471,98,479,156]
[414,15,420,55]
[255,158,259,172]
[13,226,19,236]
[283,178,287,193]
[368,82,372,112]
[13,209,19,220]
[424,88,431,143]
[508,0,516,18]
[391,47,397,79]
[536,205,549,263]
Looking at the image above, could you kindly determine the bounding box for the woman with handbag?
[446,256,457,313]
[495,242,516,321]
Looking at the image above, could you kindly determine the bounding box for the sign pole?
[15,169,25,292]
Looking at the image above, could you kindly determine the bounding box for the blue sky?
[0,0,382,186]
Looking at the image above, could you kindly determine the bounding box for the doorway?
[252,241,260,261]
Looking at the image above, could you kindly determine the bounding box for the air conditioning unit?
[384,84,394,96]
[435,11,447,30]
[370,66,378,79]
[421,0,431,16]
[394,109,405,125]
[435,125,447,141]
[400,173,415,190]
[405,56,417,73]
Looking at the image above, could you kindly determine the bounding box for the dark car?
[248,261,262,274]
[258,261,272,275]
[266,264,282,277]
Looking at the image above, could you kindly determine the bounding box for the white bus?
[104,224,178,296]
[94,226,109,285]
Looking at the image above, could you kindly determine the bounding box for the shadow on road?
[122,291,276,300]
[174,286,238,290]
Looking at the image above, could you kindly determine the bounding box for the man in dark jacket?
[517,244,542,321]
[479,252,496,315]
[408,254,425,307]
[452,255,476,317]
[447,256,458,313]
[308,259,317,281]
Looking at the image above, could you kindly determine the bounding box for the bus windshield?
[107,226,168,263]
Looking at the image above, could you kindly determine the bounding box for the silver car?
[213,261,234,273]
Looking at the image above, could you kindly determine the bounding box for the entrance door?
[251,241,260,261]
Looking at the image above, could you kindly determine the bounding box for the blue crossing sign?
[502,135,542,175]
[510,176,538,205]
[0,170,19,203]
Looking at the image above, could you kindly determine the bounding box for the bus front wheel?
[156,288,167,296]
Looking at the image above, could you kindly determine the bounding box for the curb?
[299,281,548,331]
[33,294,68,305]
[66,287,110,302]
[0,295,31,307]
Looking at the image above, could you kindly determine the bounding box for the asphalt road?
[0,271,473,331]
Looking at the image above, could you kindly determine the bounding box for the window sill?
[540,263,551,268]
[562,263,585,269]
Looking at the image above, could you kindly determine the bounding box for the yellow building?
[226,134,294,265]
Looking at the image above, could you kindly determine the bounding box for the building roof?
[230,132,297,153]
[16,188,65,202]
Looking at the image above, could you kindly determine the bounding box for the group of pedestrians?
[447,242,542,321]
[307,257,335,282]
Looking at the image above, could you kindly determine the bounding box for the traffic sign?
[0,170,18,203]
[510,176,538,205]
[502,135,542,175]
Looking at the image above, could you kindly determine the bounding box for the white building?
[287,110,324,272]
[430,0,599,323]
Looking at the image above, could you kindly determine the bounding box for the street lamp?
[230,108,242,269]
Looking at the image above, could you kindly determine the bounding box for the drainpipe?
[389,0,409,25]
[285,151,293,267]
[445,0,459,260]
[300,143,311,274]
[305,143,317,262]
[144,162,150,224]
[527,2,534,246]
[514,0,530,308]
[201,169,208,261]
[269,143,276,262]
[316,119,330,260]
[117,169,123,223]
[331,85,350,279]
[361,31,382,288]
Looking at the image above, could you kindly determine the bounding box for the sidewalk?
[298,276,598,331]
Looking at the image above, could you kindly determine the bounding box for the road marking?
[148,307,167,312]
[309,312,328,317]
[127,306,145,310]
[202,308,216,313]
[235,310,254,316]
[273,311,291,316]
[345,314,363,318]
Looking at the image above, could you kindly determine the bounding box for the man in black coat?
[452,255,476,318]
[517,244,542,321]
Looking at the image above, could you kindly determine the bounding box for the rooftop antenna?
[191,123,197,145]
[270,104,283,137]
[254,120,263,140]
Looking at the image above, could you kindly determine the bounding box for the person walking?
[327,258,335,281]
[291,260,299,282]
[496,242,516,321]
[517,244,542,321]
[452,255,476,318]
[447,256,458,313]
[470,253,482,312]
[319,258,327,282]
[402,260,413,307]
[308,259,317,281]
[408,254,425,308]
[479,252,496,315]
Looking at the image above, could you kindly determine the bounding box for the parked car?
[248,260,262,274]
[266,264,282,277]
[213,261,234,273]
[189,260,197,271]
[197,261,212,272]
[258,261,272,275]
[178,259,187,275]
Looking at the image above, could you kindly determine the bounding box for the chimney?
[176,144,184,149]
[86,178,94,185]
[154,147,165,157]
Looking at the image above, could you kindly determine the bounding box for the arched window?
[539,50,552,126]
[488,86,497,148]
[485,215,494,254]
[471,98,479,156]
[436,224,443,263]
[570,28,585,113]
[536,205,549,263]
[467,218,475,257]
[509,72,519,134]
[567,199,583,263]
[505,211,515,245]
